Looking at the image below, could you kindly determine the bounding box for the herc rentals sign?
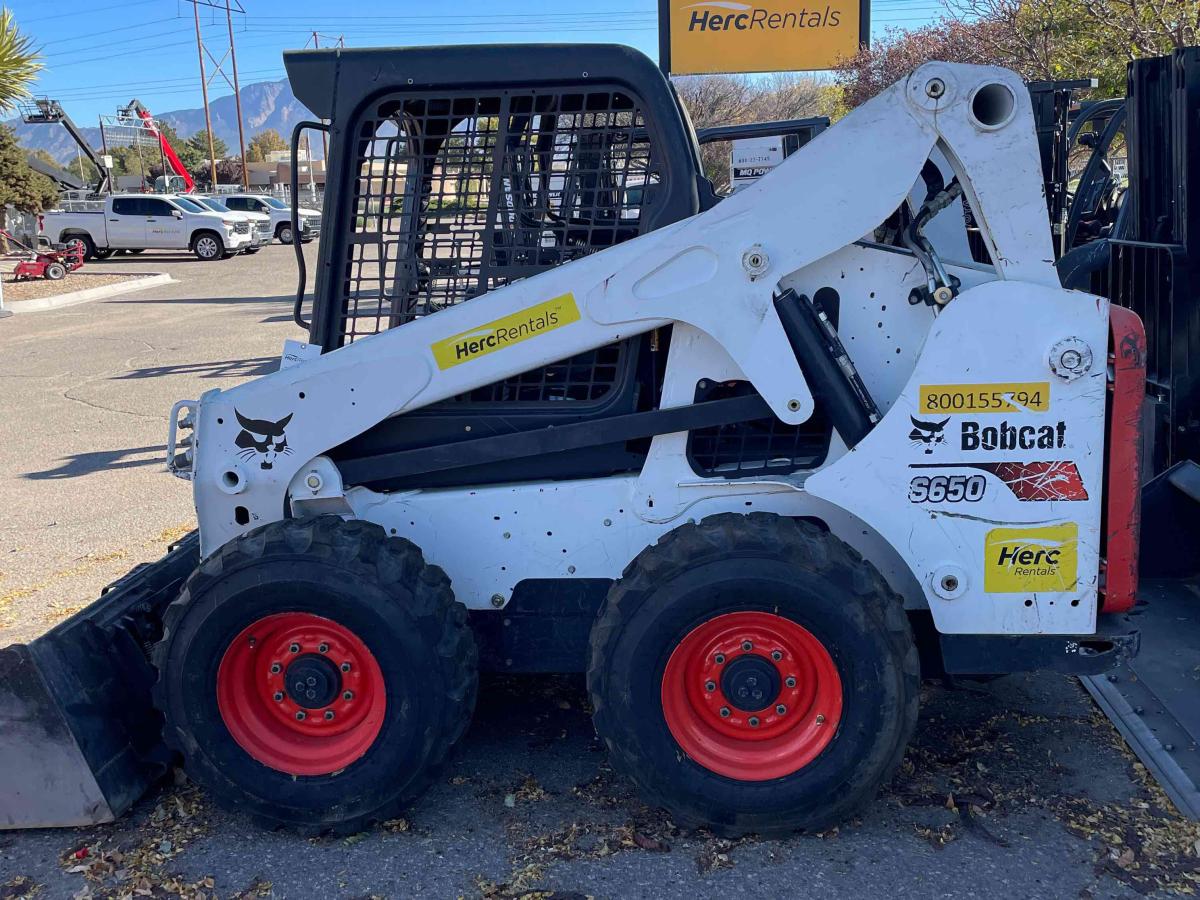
[659,0,868,74]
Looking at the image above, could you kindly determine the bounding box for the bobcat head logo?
[235,410,293,470]
[909,415,950,454]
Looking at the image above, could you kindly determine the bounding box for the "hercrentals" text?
[453,309,561,361]
[688,5,842,31]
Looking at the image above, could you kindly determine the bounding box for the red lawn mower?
[2,230,85,282]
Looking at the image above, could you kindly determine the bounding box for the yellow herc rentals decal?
[659,0,868,76]
[432,293,581,370]
[984,523,1079,593]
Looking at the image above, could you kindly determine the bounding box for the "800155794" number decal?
[909,474,986,503]
[919,382,1049,414]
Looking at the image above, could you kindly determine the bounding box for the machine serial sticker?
[919,382,1050,414]
[431,293,581,370]
[984,523,1078,593]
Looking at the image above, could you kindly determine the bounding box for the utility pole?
[188,1,248,188]
[192,1,218,187]
[225,0,249,188]
[306,31,343,163]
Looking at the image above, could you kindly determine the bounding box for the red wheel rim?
[661,611,843,781]
[217,612,386,776]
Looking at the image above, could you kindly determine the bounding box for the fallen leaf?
[633,832,670,852]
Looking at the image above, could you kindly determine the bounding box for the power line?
[35,16,185,49]
[39,21,228,60]
[17,0,161,23]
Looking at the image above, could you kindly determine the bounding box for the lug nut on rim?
[785,677,796,688]
[324,710,335,721]
[748,716,760,728]
[776,704,787,715]
[340,662,351,672]
[295,711,306,721]
[289,643,300,654]
[771,650,782,661]
[343,690,354,701]
[318,643,329,653]
[705,680,716,692]
[741,640,753,651]
[719,707,731,718]
[815,714,826,725]
[273,691,284,702]
[270,662,281,674]
[714,653,725,664]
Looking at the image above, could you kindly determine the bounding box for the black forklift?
[1065,48,1200,821]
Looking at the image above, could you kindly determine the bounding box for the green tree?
[0,8,41,114]
[29,147,58,168]
[836,0,1200,108]
[187,129,229,161]
[65,153,99,185]
[0,123,59,242]
[155,120,204,171]
[246,128,286,162]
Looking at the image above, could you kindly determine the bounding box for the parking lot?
[1,246,1198,899]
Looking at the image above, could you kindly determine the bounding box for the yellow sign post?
[659,0,868,75]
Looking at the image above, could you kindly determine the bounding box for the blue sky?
[6,0,944,122]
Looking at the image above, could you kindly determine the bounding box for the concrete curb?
[4,273,176,313]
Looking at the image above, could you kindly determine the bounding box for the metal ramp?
[1082,461,1200,820]
[1083,580,1200,819]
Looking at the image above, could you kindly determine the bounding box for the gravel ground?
[1,259,154,303]
[1,674,1198,899]
[1,245,1198,899]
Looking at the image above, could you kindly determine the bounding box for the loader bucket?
[0,534,198,829]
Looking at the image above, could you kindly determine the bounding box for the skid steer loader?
[1,45,1147,835]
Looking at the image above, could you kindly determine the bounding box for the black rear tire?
[153,516,478,833]
[74,234,97,260]
[587,513,919,837]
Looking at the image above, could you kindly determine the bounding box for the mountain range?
[5,78,320,163]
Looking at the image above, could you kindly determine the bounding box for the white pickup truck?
[41,194,256,261]
[220,194,321,244]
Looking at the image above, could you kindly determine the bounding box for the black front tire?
[153,516,478,833]
[588,513,919,837]
[276,224,294,244]
[192,232,224,261]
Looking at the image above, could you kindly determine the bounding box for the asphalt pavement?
[1,246,1197,899]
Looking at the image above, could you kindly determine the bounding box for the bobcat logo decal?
[234,410,293,470]
[909,415,950,454]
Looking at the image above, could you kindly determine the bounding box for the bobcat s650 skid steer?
[0,45,1146,835]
